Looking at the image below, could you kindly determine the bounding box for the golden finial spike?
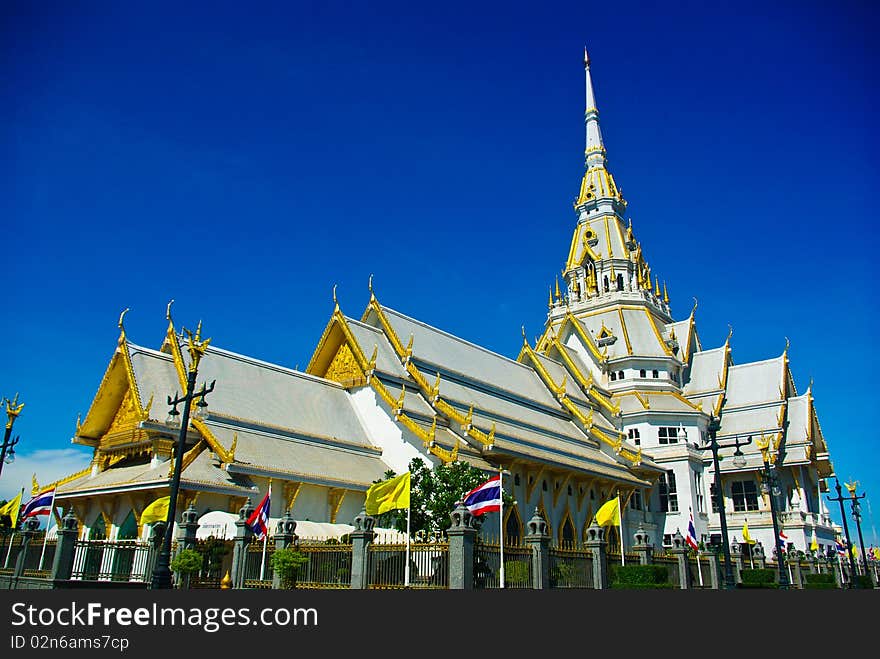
[548,288,553,309]
[166,299,174,322]
[118,308,130,331]
[555,276,561,300]
[663,281,669,304]
[654,276,660,297]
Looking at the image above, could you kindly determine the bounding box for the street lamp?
[844,481,867,579]
[0,394,24,479]
[698,415,752,590]
[150,322,216,590]
[826,479,861,589]
[757,438,790,589]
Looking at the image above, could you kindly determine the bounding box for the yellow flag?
[140,496,171,525]
[0,490,23,528]
[742,521,756,545]
[810,529,819,552]
[594,496,620,527]
[364,472,410,515]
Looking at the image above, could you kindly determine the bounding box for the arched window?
[616,274,624,291]
[603,276,609,292]
[116,511,138,540]
[561,516,576,548]
[505,507,523,545]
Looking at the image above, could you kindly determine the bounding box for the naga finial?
[368,273,374,295]
[726,324,733,343]
[784,336,790,353]
[332,284,338,307]
[166,299,174,322]
[118,307,130,331]
[691,297,698,316]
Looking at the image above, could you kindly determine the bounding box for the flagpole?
[3,488,23,569]
[618,490,624,567]
[499,469,505,589]
[259,481,271,581]
[38,487,57,571]
[404,503,411,588]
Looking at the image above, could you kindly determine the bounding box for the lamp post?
[0,394,24,479]
[757,439,790,589]
[827,479,860,588]
[844,481,867,578]
[698,415,752,590]
[150,322,215,590]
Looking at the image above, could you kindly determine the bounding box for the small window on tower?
[618,370,624,380]
[652,369,659,378]
[610,371,617,381]
[640,369,646,378]
[616,274,624,291]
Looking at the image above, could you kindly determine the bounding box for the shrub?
[270,548,309,589]
[739,568,777,589]
[504,560,530,587]
[170,548,203,575]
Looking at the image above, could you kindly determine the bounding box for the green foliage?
[852,575,873,589]
[270,548,309,589]
[739,568,777,588]
[169,548,203,575]
[194,535,229,575]
[551,561,579,587]
[610,564,671,588]
[504,560,530,587]
[803,572,836,589]
[373,458,501,536]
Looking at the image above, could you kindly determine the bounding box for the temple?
[44,48,839,556]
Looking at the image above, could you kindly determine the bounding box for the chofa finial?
[166,299,174,322]
[368,273,374,295]
[118,307,130,331]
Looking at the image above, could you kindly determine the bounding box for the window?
[604,276,609,292]
[639,369,646,377]
[662,534,674,547]
[695,472,705,514]
[659,471,679,512]
[658,427,679,445]
[617,370,624,380]
[710,482,720,514]
[610,371,617,381]
[542,480,548,492]
[630,489,643,510]
[652,369,659,378]
[616,274,624,291]
[628,428,640,446]
[514,474,521,486]
[732,480,759,512]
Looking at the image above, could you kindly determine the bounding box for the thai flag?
[835,539,847,556]
[463,475,502,516]
[686,509,699,550]
[246,487,271,540]
[778,530,788,550]
[21,488,55,519]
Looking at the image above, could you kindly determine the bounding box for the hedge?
[803,573,836,590]
[610,564,671,589]
[739,568,777,589]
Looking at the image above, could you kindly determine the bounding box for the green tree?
[373,458,508,536]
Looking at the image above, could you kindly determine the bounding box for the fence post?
[13,517,40,582]
[753,541,766,569]
[447,502,477,589]
[632,524,653,565]
[731,538,743,583]
[705,548,721,589]
[272,512,298,590]
[584,521,608,590]
[51,509,79,582]
[349,508,375,590]
[524,511,550,589]
[789,554,802,588]
[231,499,255,589]
[670,530,692,589]
[177,504,200,552]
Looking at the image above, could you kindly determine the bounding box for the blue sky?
[2,1,878,544]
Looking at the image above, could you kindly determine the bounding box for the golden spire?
[663,281,669,304]
[548,287,554,309]
[555,276,562,301]
[654,276,660,297]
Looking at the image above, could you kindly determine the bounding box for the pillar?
[51,509,80,582]
[349,508,375,590]
[231,498,254,589]
[447,502,477,590]
[524,511,550,589]
[584,521,608,590]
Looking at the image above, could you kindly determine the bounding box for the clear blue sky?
[2,1,878,544]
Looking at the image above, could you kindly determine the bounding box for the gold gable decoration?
[324,343,366,388]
